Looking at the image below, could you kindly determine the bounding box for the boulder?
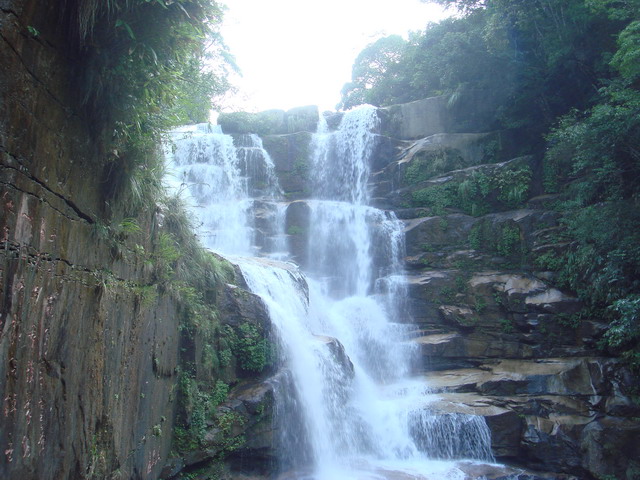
[322,111,344,130]
[580,417,640,480]
[484,409,524,458]
[417,356,639,478]
[521,416,588,473]
[404,214,479,255]
[380,96,449,140]
[371,133,407,171]
[226,380,276,455]
[220,284,270,329]
[419,392,523,458]
[455,461,578,480]
[469,272,582,316]
[218,106,319,136]
[261,132,313,197]
[379,90,512,140]
[422,356,617,396]
[315,335,355,379]
[402,133,491,165]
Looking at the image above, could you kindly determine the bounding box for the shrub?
[496,224,521,257]
[494,166,532,207]
[236,323,271,372]
[404,148,466,184]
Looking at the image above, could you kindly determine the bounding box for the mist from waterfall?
[165,108,495,480]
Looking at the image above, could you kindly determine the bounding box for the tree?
[341,0,623,139]
[68,0,234,130]
[339,35,409,109]
[611,20,640,87]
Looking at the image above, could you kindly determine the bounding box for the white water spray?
[166,108,495,479]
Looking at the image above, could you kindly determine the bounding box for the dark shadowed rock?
[218,106,319,136]
[404,214,479,255]
[262,132,313,198]
[315,335,355,379]
[323,111,344,130]
[221,284,270,329]
[284,201,311,265]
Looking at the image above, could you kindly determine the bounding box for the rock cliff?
[240,95,640,480]
[371,98,640,480]
[1,2,272,479]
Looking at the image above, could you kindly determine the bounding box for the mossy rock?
[218,110,286,135]
[408,156,535,215]
[218,106,318,136]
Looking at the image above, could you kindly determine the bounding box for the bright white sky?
[217,0,448,113]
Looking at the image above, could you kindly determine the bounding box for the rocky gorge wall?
[220,95,640,480]
[1,2,275,479]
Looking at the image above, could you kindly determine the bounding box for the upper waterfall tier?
[165,126,282,256]
[310,105,379,204]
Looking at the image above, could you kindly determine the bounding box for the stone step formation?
[214,96,640,480]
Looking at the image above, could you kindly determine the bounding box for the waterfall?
[165,126,283,256]
[234,133,281,199]
[165,109,495,479]
[165,124,255,254]
[309,108,376,204]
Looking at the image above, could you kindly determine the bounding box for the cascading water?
[165,107,495,479]
[165,124,254,254]
[165,125,283,256]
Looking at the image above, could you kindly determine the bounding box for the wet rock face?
[315,335,356,379]
[369,95,639,478]
[1,3,276,479]
[1,2,183,478]
[284,200,311,265]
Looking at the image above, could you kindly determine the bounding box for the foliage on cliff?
[341,0,640,366]
[57,0,269,462]
[67,0,233,125]
[57,0,237,311]
[60,0,235,217]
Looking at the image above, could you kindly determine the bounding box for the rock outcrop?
[367,96,640,480]
[251,95,640,479]
[0,3,274,479]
